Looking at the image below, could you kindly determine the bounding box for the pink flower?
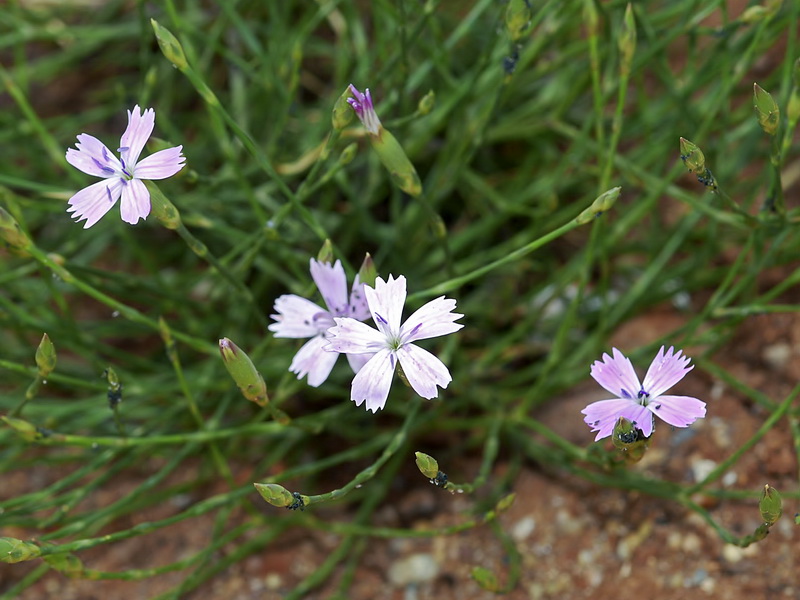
[347,85,382,136]
[582,346,706,441]
[269,259,371,387]
[326,275,464,412]
[65,105,185,228]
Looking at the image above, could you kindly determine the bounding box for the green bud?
[576,186,621,225]
[35,333,56,377]
[370,129,422,197]
[470,566,500,592]
[253,483,305,508]
[219,338,269,406]
[618,4,636,75]
[740,0,782,24]
[332,87,355,131]
[786,90,800,124]
[357,253,377,287]
[753,83,780,136]
[151,19,188,71]
[145,181,182,230]
[611,417,649,463]
[0,538,41,563]
[414,452,440,479]
[43,552,84,577]
[0,206,32,251]
[495,492,516,513]
[338,142,358,166]
[417,90,435,116]
[317,239,335,264]
[505,0,532,42]
[759,484,782,525]
[1,416,40,442]
[679,137,706,173]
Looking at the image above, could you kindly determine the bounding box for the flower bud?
[145,181,182,230]
[104,367,123,409]
[753,83,780,136]
[254,483,294,507]
[471,566,500,592]
[618,4,636,75]
[42,552,84,577]
[759,484,782,525]
[35,333,56,377]
[679,137,706,173]
[0,206,32,252]
[332,86,356,131]
[576,186,621,224]
[317,239,335,264]
[505,0,532,42]
[219,338,269,406]
[1,416,40,442]
[611,416,649,462]
[358,253,377,287]
[415,451,440,479]
[370,128,423,197]
[0,538,41,563]
[338,142,358,166]
[151,19,188,71]
[417,90,436,115]
[495,492,516,513]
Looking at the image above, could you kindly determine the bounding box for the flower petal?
[310,259,349,316]
[66,134,121,177]
[396,343,452,399]
[590,348,642,400]
[348,274,371,321]
[269,295,329,338]
[648,394,706,428]
[119,105,155,168]
[346,352,373,374]
[326,317,386,354]
[401,296,464,343]
[134,146,185,180]
[581,398,653,441]
[119,178,151,225]
[642,346,693,398]
[350,349,396,412]
[66,179,122,228]
[365,275,406,337]
[288,335,339,387]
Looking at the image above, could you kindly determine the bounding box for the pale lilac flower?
[582,346,706,441]
[269,259,372,387]
[347,85,382,136]
[65,105,185,228]
[326,275,464,413]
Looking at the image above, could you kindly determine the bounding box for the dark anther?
[287,492,306,511]
[431,471,449,488]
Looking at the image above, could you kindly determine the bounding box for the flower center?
[637,388,650,405]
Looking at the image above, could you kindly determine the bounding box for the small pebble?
[388,553,439,586]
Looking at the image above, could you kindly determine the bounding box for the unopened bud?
[42,552,84,577]
[0,538,41,563]
[254,483,308,510]
[358,253,377,287]
[332,87,356,131]
[317,239,335,264]
[145,181,182,230]
[753,83,780,136]
[576,186,621,224]
[417,90,435,115]
[0,206,32,251]
[505,0,532,42]
[618,4,636,75]
[35,333,56,377]
[370,129,423,197]
[679,137,706,173]
[415,451,440,479]
[495,492,516,513]
[338,142,358,166]
[471,566,500,592]
[759,484,782,525]
[1,416,40,442]
[151,19,188,71]
[611,416,649,462]
[219,338,269,406]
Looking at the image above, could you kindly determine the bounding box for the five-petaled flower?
[269,259,372,387]
[347,85,382,136]
[582,346,706,441]
[65,105,185,228]
[326,275,464,412]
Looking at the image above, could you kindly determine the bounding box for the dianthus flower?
[582,346,706,441]
[326,275,464,412]
[65,105,185,228]
[269,259,371,387]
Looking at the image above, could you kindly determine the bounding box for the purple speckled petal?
[581,398,653,441]
[326,317,385,354]
[642,346,693,397]
[134,146,185,180]
[349,349,396,412]
[66,134,122,178]
[119,178,151,225]
[66,179,123,228]
[364,275,406,338]
[348,274,371,321]
[289,335,339,387]
[269,295,329,338]
[310,259,349,316]
[396,343,452,400]
[119,105,155,168]
[590,348,642,400]
[648,394,706,428]
[400,296,464,343]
